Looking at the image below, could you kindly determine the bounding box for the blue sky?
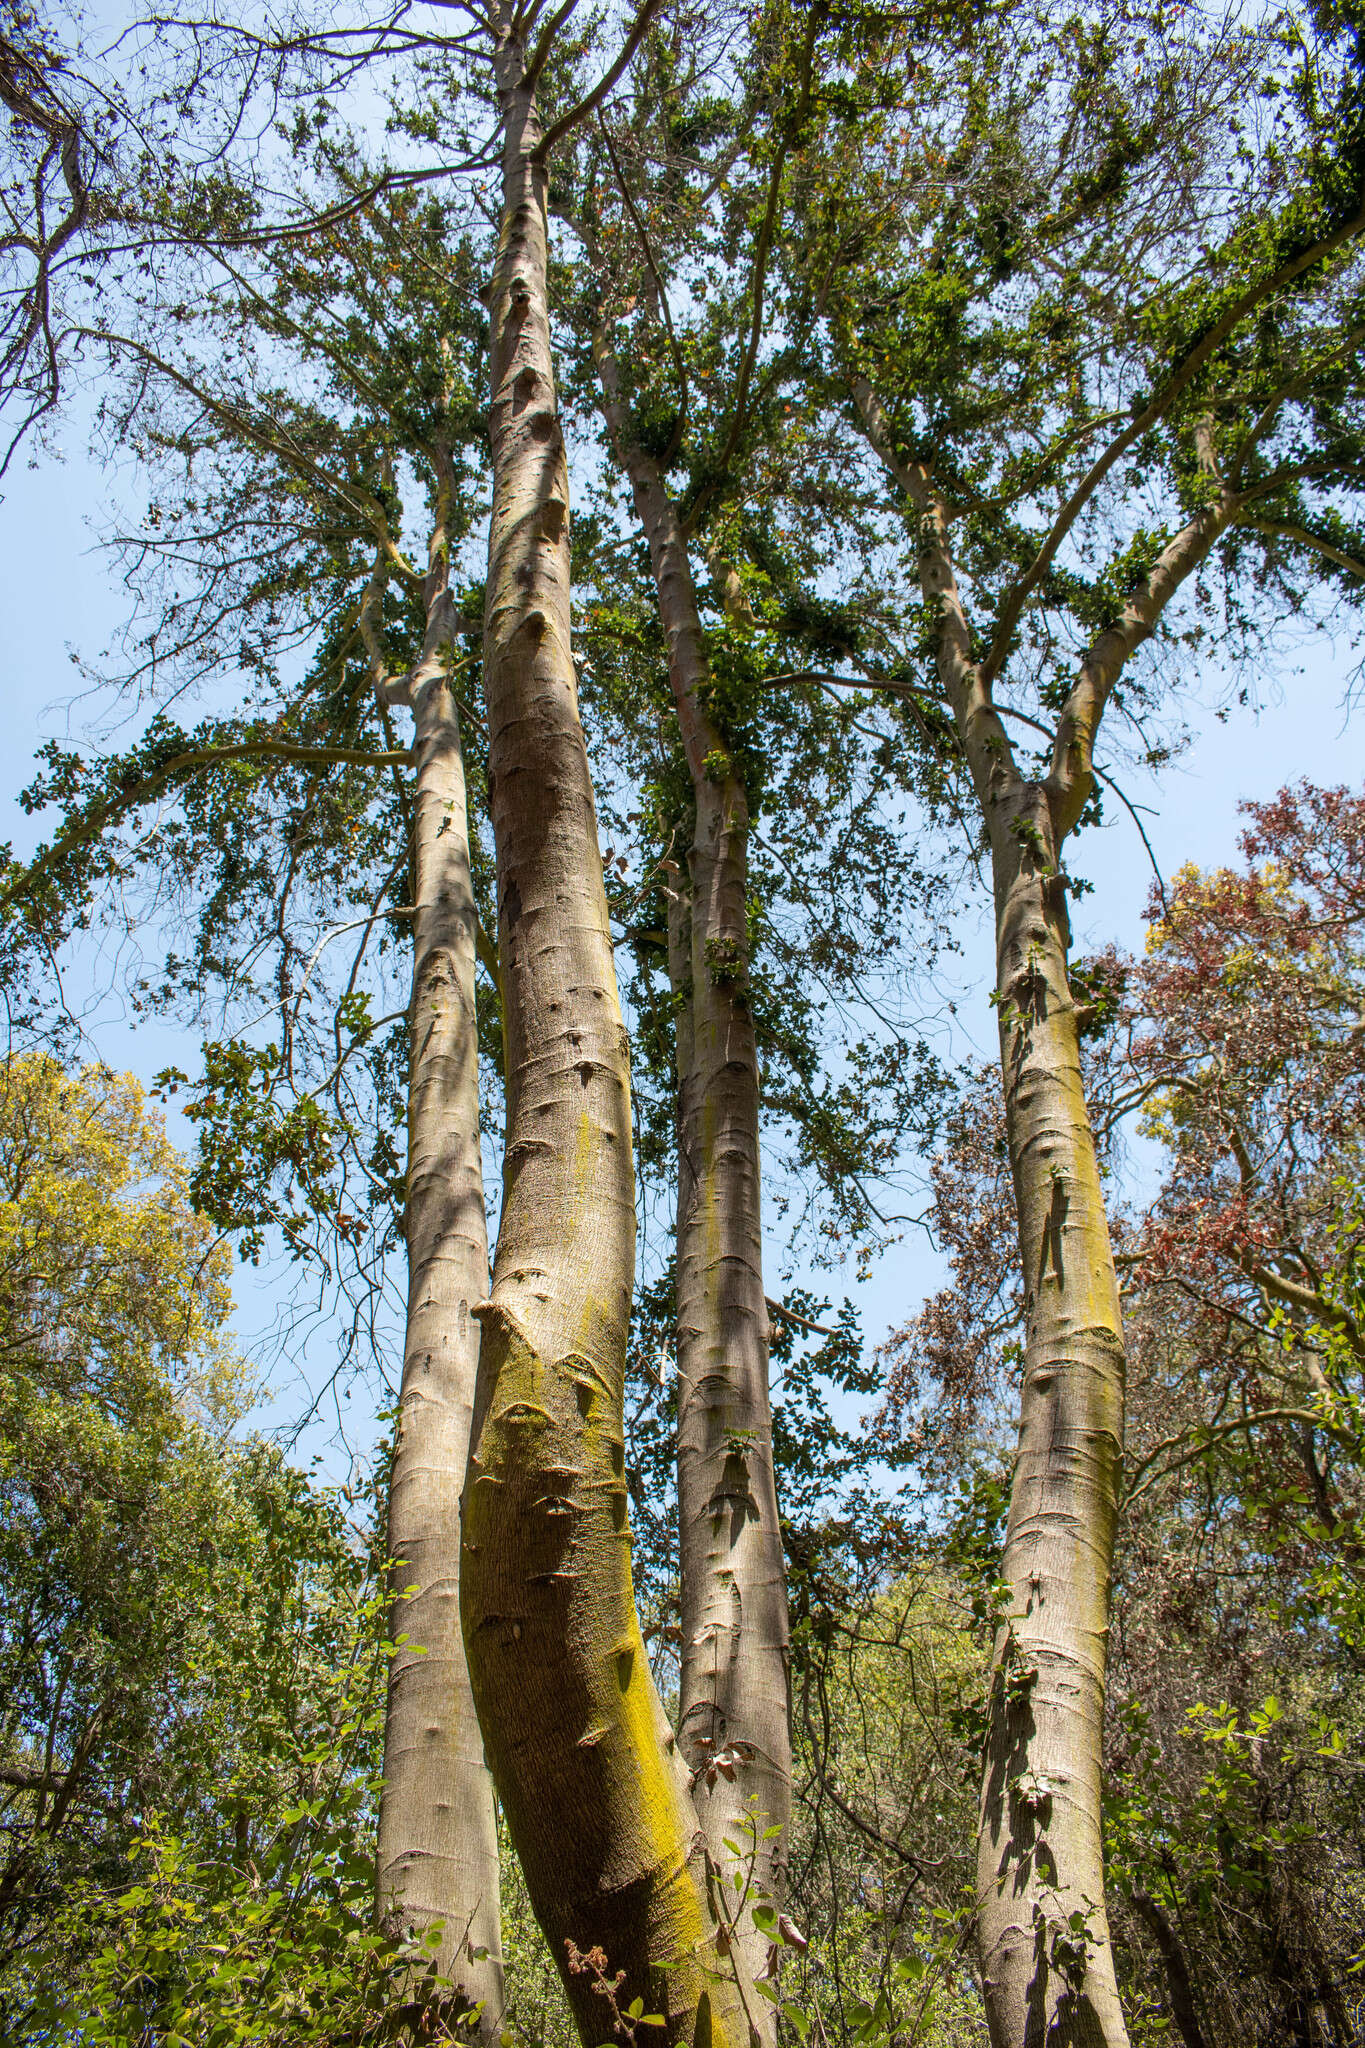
[0,436,392,1471]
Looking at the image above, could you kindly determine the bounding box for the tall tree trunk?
[674,788,790,1952]
[376,513,503,2029]
[592,334,792,2015]
[461,42,751,2048]
[851,374,1236,2048]
[977,785,1129,2048]
[851,378,1136,2045]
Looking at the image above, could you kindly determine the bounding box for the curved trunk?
[377,575,502,2024]
[977,785,1129,2048]
[461,47,749,2048]
[590,332,791,2008]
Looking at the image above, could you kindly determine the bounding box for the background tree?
[0,1054,393,2040]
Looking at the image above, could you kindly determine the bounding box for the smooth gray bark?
[376,529,503,2029]
[590,333,792,2019]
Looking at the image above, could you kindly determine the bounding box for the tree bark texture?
[976,786,1129,2048]
[967,494,1231,2048]
[461,48,750,2048]
[592,333,792,2005]
[377,563,502,2022]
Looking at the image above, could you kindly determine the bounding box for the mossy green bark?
[461,33,753,2048]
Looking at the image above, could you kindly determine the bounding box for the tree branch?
[765,1296,837,1339]
[853,376,1018,811]
[522,0,579,91]
[982,209,1365,684]
[685,6,825,528]
[1125,1405,1357,1506]
[1244,518,1365,583]
[1044,495,1233,840]
[66,327,422,586]
[3,740,410,918]
[532,0,664,161]
[597,111,689,468]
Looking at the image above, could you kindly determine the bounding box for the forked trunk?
[461,44,751,2048]
[591,336,791,2010]
[377,566,502,2025]
[977,786,1129,2048]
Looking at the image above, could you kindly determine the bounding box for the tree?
[370,484,501,2021]
[792,2,1365,2035]
[0,123,508,2016]
[453,10,759,2045]
[13,4,1365,2043]
[1102,781,1365,1441]
[0,1053,383,2037]
[1096,799,1365,2043]
[545,28,964,1996]
[549,24,823,1986]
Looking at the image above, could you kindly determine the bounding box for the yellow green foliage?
[0,1051,241,1422]
[783,1571,989,2048]
[0,1055,382,2039]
